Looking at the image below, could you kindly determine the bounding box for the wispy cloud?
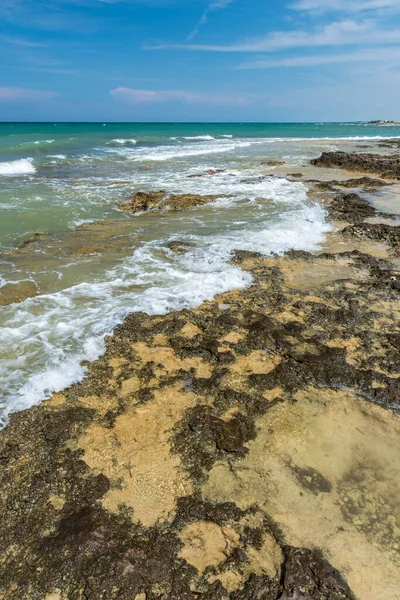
[290,0,400,12]
[147,19,400,52]
[0,87,58,101]
[0,34,45,47]
[110,87,250,105]
[238,46,400,69]
[188,0,234,40]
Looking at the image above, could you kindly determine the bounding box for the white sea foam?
[72,218,97,228]
[182,135,215,141]
[0,174,329,426]
[48,154,67,159]
[108,138,137,146]
[0,158,36,176]
[127,140,255,161]
[33,139,55,145]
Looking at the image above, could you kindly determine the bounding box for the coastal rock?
[314,177,388,191]
[343,222,400,255]
[260,160,285,167]
[311,151,400,179]
[167,241,197,254]
[328,192,377,223]
[187,169,225,178]
[119,190,223,214]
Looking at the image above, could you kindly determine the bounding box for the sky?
[1,0,400,121]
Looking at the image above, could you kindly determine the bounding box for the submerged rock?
[0,280,38,306]
[260,160,285,167]
[167,241,197,254]
[187,169,225,178]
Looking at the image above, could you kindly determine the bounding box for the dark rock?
[328,192,376,223]
[282,547,356,600]
[167,241,197,254]
[311,151,400,179]
[291,466,333,495]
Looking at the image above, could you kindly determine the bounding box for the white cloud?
[147,19,400,52]
[0,34,45,47]
[188,0,234,40]
[110,87,250,105]
[0,87,58,101]
[238,46,400,69]
[290,0,400,12]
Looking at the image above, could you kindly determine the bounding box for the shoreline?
[0,152,399,599]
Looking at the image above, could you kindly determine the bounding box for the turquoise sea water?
[0,122,399,424]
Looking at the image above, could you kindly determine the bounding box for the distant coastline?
[368,120,400,126]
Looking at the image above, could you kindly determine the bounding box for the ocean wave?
[48,154,67,160]
[182,135,215,141]
[33,139,55,145]
[107,138,137,146]
[0,158,36,176]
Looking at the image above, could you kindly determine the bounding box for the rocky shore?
[0,150,399,600]
[310,151,400,179]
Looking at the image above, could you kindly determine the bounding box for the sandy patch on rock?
[178,521,240,574]
[180,322,202,339]
[202,387,400,600]
[78,386,196,527]
[132,342,212,379]
[231,350,282,375]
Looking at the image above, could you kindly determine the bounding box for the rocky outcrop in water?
[119,191,223,214]
[311,151,400,179]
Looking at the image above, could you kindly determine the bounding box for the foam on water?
[0,158,36,176]
[108,138,137,146]
[182,135,215,141]
[0,174,329,426]
[118,140,257,161]
[33,139,55,145]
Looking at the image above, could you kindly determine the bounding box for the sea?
[1,121,400,425]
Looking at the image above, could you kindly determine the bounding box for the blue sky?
[1,0,400,121]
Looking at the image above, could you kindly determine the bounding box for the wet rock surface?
[0,171,400,600]
[342,222,400,255]
[119,190,223,213]
[311,151,400,179]
[311,177,388,192]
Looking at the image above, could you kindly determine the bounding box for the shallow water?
[1,122,400,424]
